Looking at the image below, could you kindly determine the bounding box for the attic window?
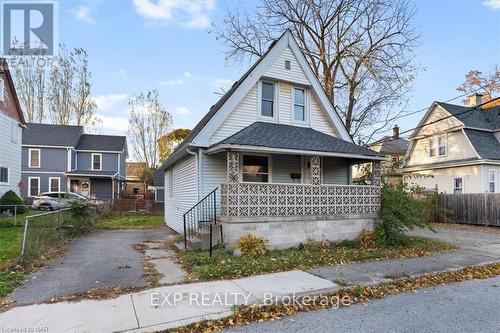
[285,60,291,70]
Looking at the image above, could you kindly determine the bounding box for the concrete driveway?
[9,227,171,305]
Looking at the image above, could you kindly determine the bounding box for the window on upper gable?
[261,82,275,118]
[437,135,446,156]
[428,138,436,157]
[29,149,40,168]
[293,87,306,122]
[428,135,446,157]
[92,153,102,170]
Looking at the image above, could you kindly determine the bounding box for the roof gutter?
[206,144,389,161]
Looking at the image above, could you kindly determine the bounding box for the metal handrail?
[183,188,221,256]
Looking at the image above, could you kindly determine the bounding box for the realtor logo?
[1,0,58,56]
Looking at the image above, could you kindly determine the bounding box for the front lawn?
[96,214,164,229]
[178,237,454,281]
[0,219,25,298]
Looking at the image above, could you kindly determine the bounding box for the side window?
[428,138,436,157]
[29,149,41,168]
[453,177,463,194]
[260,82,275,118]
[438,135,446,156]
[293,87,306,122]
[28,178,40,197]
[488,170,496,193]
[92,153,102,170]
[0,166,8,184]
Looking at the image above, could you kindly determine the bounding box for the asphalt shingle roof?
[23,123,83,146]
[436,102,500,130]
[464,129,500,160]
[210,122,384,158]
[375,137,409,155]
[76,134,126,152]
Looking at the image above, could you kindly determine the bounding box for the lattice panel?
[372,161,382,187]
[311,156,321,185]
[220,183,381,217]
[227,151,240,183]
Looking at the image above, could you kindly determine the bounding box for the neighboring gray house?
[151,169,164,202]
[0,59,26,198]
[21,123,127,200]
[162,31,386,249]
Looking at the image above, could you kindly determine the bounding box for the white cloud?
[483,0,500,10]
[158,78,185,86]
[70,4,97,24]
[95,114,130,134]
[93,94,128,112]
[133,0,216,28]
[174,106,191,114]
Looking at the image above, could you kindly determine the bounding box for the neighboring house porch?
[66,171,124,200]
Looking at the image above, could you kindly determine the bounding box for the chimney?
[468,93,483,107]
[393,125,400,140]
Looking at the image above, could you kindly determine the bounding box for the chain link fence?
[0,205,33,226]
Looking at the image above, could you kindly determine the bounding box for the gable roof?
[208,122,385,160]
[76,134,126,152]
[162,30,354,169]
[435,102,500,130]
[23,123,83,147]
[372,137,409,155]
[463,129,500,160]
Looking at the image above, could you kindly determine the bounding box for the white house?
[0,59,25,198]
[162,31,387,249]
[403,94,500,194]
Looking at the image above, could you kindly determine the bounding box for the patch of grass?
[0,222,25,298]
[178,237,455,281]
[96,214,164,229]
[0,270,24,298]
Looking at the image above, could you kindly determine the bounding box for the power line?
[367,96,499,147]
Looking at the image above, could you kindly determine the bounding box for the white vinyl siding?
[200,152,227,212]
[272,155,301,183]
[323,157,349,185]
[264,46,309,85]
[0,113,22,197]
[165,155,198,233]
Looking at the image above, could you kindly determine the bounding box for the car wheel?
[40,204,53,211]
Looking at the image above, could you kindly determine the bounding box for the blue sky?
[58,0,500,140]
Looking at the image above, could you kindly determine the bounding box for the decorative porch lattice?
[227,151,239,183]
[311,156,321,185]
[220,183,380,217]
[372,161,382,186]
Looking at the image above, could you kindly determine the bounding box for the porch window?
[92,153,102,170]
[28,177,40,197]
[261,82,275,118]
[242,155,269,183]
[293,88,306,122]
[0,166,8,184]
[29,149,40,168]
[488,170,496,193]
[49,177,60,192]
[453,177,463,194]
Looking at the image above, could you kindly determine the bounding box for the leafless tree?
[211,0,419,141]
[128,90,172,179]
[456,66,500,104]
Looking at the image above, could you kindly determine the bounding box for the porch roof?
[65,170,120,178]
[207,122,387,161]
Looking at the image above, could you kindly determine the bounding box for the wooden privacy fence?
[101,199,164,214]
[438,193,500,226]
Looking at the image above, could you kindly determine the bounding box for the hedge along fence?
[438,193,500,227]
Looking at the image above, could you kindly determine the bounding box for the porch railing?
[220,183,380,217]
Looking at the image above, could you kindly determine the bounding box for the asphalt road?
[224,275,500,333]
[9,228,168,305]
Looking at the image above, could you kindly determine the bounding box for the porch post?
[227,151,240,183]
[372,161,382,186]
[311,156,321,185]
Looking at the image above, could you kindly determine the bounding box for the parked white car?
[32,192,89,211]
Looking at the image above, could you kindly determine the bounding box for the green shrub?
[68,199,95,236]
[374,183,430,246]
[236,233,268,257]
[0,190,27,214]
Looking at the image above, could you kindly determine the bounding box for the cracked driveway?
[9,227,170,305]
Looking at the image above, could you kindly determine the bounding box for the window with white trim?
[0,166,8,184]
[49,177,60,192]
[28,177,40,197]
[488,170,496,193]
[293,87,306,122]
[260,82,275,118]
[29,149,40,168]
[428,135,446,157]
[92,153,102,170]
[242,155,269,183]
[453,177,463,194]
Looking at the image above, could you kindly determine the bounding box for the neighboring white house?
[403,94,500,194]
[161,31,387,249]
[0,59,26,198]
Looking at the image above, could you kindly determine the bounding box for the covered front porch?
[66,171,125,200]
